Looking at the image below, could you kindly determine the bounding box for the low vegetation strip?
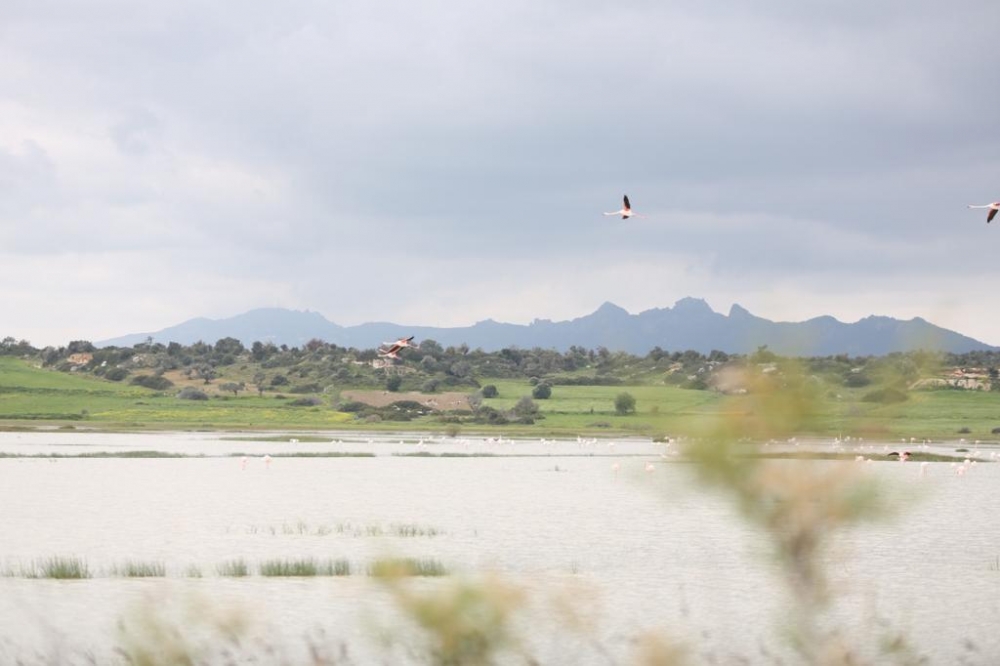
[20,557,91,579]
[5,346,1000,439]
[259,558,351,577]
[3,556,448,579]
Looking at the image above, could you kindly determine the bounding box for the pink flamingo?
[603,195,643,219]
[968,202,1000,223]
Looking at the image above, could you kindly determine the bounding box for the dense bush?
[470,406,509,425]
[131,374,174,391]
[104,367,129,382]
[177,387,209,400]
[615,392,637,415]
[531,383,552,399]
[512,396,538,419]
[390,400,426,411]
[481,384,498,398]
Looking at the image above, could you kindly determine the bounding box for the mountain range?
[96,298,997,356]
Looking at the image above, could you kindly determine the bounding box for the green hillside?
[3,354,1000,439]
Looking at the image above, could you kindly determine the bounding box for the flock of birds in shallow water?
[233,433,993,479]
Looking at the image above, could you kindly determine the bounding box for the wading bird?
[604,194,641,219]
[968,202,1000,223]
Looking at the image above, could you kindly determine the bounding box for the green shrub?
[177,387,209,400]
[531,383,552,399]
[131,374,174,390]
[287,397,322,407]
[104,367,129,381]
[861,387,908,404]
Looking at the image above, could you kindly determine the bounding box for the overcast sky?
[3,1,1000,348]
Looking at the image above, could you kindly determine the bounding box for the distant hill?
[96,299,997,356]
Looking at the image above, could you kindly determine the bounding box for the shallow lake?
[1,431,998,664]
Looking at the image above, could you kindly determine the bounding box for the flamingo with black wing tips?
[604,194,642,219]
[378,336,416,359]
[968,202,1000,223]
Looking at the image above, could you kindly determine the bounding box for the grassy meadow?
[2,356,1000,439]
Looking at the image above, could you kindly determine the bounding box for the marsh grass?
[110,560,166,577]
[369,557,448,577]
[0,450,188,459]
[281,520,310,535]
[259,558,351,577]
[25,556,91,579]
[216,559,250,577]
[390,523,441,537]
[249,521,443,538]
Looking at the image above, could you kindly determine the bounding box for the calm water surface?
[0,431,998,664]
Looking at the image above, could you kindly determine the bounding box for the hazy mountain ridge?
[96,298,996,356]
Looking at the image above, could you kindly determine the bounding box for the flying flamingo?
[968,202,1000,223]
[604,195,642,219]
[378,336,416,359]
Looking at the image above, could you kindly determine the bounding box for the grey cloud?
[3,0,1000,345]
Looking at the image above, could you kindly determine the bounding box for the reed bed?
[24,556,91,579]
[369,557,448,577]
[246,521,443,537]
[258,558,352,577]
[109,560,166,577]
[216,558,250,577]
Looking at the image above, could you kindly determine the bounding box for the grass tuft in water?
[259,558,352,577]
[369,558,448,578]
[216,558,250,577]
[111,560,166,577]
[29,556,91,579]
[390,523,441,537]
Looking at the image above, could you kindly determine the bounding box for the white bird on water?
[604,194,642,219]
[968,202,1000,223]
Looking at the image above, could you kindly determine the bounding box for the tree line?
[2,335,997,395]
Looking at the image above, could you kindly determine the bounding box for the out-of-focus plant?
[373,561,525,666]
[116,591,252,666]
[685,361,914,665]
